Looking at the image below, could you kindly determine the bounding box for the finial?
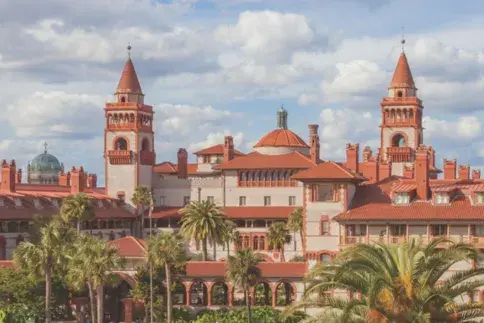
[127,42,132,58]
[44,142,48,154]
[401,26,406,53]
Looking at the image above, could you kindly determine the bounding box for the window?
[114,138,128,150]
[321,219,330,235]
[160,196,166,206]
[391,224,406,236]
[395,193,409,205]
[289,196,296,206]
[431,224,447,236]
[316,185,334,202]
[183,196,190,206]
[477,193,484,204]
[207,196,214,203]
[239,196,246,206]
[264,196,271,206]
[435,193,449,204]
[203,156,210,163]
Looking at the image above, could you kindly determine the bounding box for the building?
[27,143,64,184]
[1,45,483,321]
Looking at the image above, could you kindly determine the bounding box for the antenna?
[401,26,406,53]
[127,42,132,58]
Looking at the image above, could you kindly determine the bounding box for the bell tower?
[380,39,423,176]
[104,45,155,207]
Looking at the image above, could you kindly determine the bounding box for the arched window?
[397,90,403,98]
[141,138,150,151]
[115,138,128,150]
[320,253,331,264]
[120,96,126,103]
[391,134,406,147]
[253,236,259,250]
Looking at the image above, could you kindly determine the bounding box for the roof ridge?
[129,236,147,253]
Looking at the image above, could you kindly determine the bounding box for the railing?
[107,123,152,132]
[386,147,412,163]
[106,150,133,165]
[238,180,297,187]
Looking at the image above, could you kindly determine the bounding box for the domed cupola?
[27,143,64,185]
[253,107,310,156]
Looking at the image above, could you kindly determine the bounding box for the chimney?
[1,160,16,192]
[403,165,414,179]
[88,174,97,188]
[59,171,71,186]
[177,149,188,179]
[345,143,359,173]
[308,124,320,164]
[415,146,430,200]
[70,166,86,194]
[443,159,457,180]
[379,160,391,180]
[472,169,481,180]
[16,169,22,184]
[223,136,235,163]
[458,165,470,180]
[361,157,379,182]
[362,146,372,162]
[428,146,436,168]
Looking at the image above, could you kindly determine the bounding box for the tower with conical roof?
[104,45,155,209]
[379,39,424,175]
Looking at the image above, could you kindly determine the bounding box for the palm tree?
[132,185,152,239]
[67,234,125,323]
[148,232,186,323]
[180,200,228,261]
[224,220,239,258]
[13,219,77,323]
[267,221,292,262]
[60,193,95,232]
[289,238,484,322]
[226,249,261,323]
[286,207,304,253]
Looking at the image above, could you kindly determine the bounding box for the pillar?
[228,284,233,307]
[122,298,134,323]
[272,286,277,308]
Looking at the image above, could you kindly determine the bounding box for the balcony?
[386,147,412,163]
[140,151,155,165]
[106,150,133,165]
[106,122,152,132]
[342,234,472,248]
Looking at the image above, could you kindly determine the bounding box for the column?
[121,298,134,323]
[185,284,191,306]
[386,224,389,243]
[272,286,276,308]
[207,283,213,307]
[228,284,233,307]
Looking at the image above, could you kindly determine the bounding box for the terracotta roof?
[186,261,307,278]
[117,58,143,93]
[153,162,198,175]
[107,236,147,258]
[254,129,309,148]
[390,53,415,88]
[223,206,296,219]
[292,161,367,182]
[429,165,442,173]
[0,261,14,269]
[194,144,244,156]
[392,183,417,193]
[214,151,315,170]
[151,206,183,219]
[335,179,484,222]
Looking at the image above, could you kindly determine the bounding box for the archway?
[141,138,150,151]
[104,279,132,322]
[211,281,229,305]
[173,281,187,305]
[391,133,406,147]
[253,281,272,306]
[114,137,128,150]
[190,281,208,306]
[275,281,295,306]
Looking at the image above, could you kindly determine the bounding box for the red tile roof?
[214,151,315,170]
[254,129,309,148]
[0,261,14,269]
[194,144,244,156]
[117,58,142,93]
[107,236,147,258]
[152,162,199,175]
[186,261,307,278]
[390,53,415,88]
[151,206,183,219]
[150,206,297,220]
[292,161,367,182]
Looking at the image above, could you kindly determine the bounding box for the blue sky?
[1,0,484,185]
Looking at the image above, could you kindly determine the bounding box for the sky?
[1,0,484,185]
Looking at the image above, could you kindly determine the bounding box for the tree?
[286,208,304,254]
[148,231,186,323]
[60,193,95,232]
[267,222,292,262]
[131,185,152,239]
[67,234,125,323]
[131,266,166,323]
[226,249,262,323]
[224,220,239,258]
[13,219,77,323]
[180,200,228,261]
[289,238,484,322]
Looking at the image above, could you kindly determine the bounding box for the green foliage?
[268,221,292,261]
[60,193,95,231]
[288,255,306,262]
[132,185,153,239]
[193,307,306,323]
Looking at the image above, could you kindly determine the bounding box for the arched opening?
[0,236,6,260]
[104,279,132,322]
[253,281,272,306]
[397,90,403,98]
[114,138,128,150]
[141,138,150,152]
[232,286,247,306]
[190,281,208,306]
[275,281,295,306]
[173,281,186,305]
[391,133,406,147]
[211,281,229,305]
[120,96,126,103]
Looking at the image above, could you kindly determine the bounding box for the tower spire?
[116,44,143,95]
[44,142,48,154]
[401,26,406,53]
[277,105,288,129]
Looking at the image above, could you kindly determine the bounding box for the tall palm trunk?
[280,247,285,262]
[77,220,81,233]
[96,285,104,323]
[140,205,145,239]
[245,286,252,323]
[45,263,52,323]
[202,237,208,261]
[165,263,173,323]
[293,231,296,252]
[227,241,230,258]
[87,282,97,323]
[300,231,304,254]
[213,241,217,260]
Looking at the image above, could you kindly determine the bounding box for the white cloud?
[424,115,482,141]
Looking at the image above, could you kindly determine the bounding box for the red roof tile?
[254,129,309,148]
[0,261,14,269]
[292,161,367,182]
[186,261,306,278]
[390,53,415,88]
[153,163,199,175]
[194,144,244,156]
[214,151,315,170]
[117,58,142,93]
[392,183,417,193]
[151,206,183,219]
[107,236,147,258]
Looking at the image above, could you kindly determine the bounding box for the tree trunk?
[87,282,97,323]
[140,205,145,239]
[202,237,208,261]
[293,231,296,252]
[300,231,304,254]
[165,263,173,323]
[96,285,104,323]
[245,287,252,323]
[227,241,230,258]
[77,220,81,233]
[213,241,216,260]
[280,247,285,262]
[45,264,52,323]
[143,298,149,323]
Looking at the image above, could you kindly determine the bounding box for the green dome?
[30,152,62,172]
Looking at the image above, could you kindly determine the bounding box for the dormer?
[391,183,416,205]
[431,185,456,205]
[475,192,484,205]
[394,192,410,205]
[434,192,450,205]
